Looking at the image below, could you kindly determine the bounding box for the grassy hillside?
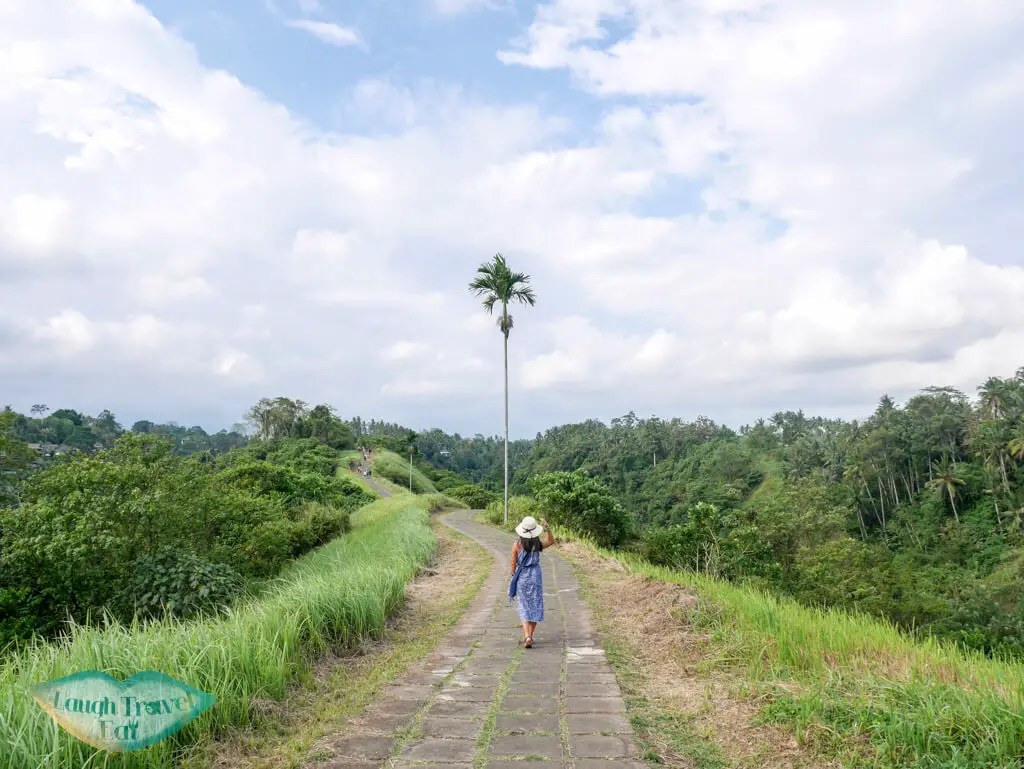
[336,450,386,497]
[552,525,1024,769]
[371,450,438,494]
[0,496,436,769]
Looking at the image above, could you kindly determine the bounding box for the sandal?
[525,637,533,649]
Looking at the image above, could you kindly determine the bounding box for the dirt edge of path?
[557,540,839,769]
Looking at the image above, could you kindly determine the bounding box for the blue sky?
[1,0,1023,437]
[146,0,598,133]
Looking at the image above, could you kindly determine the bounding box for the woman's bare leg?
[527,621,537,639]
[521,620,531,641]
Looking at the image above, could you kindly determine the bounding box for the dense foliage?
[483,495,542,528]
[530,470,632,547]
[445,483,499,509]
[2,404,249,461]
[0,421,371,646]
[504,370,1024,657]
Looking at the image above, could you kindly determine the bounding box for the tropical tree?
[469,253,536,524]
[1009,423,1024,463]
[928,459,966,523]
[978,377,1009,420]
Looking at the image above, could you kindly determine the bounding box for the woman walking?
[509,516,555,648]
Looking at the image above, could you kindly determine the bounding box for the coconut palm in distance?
[469,253,537,525]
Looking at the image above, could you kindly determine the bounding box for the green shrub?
[120,550,243,620]
[446,484,499,509]
[0,587,51,649]
[300,501,352,545]
[483,496,540,530]
[642,503,772,580]
[531,470,632,548]
[0,434,375,644]
[244,518,301,576]
[430,469,470,491]
[422,493,460,512]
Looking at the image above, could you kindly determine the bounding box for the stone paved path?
[316,509,643,769]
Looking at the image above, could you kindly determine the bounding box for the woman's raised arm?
[540,518,555,548]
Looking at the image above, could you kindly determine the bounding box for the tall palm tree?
[928,459,965,523]
[1008,423,1024,463]
[469,253,536,525]
[978,377,1008,421]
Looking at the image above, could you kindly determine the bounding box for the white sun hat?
[516,516,543,539]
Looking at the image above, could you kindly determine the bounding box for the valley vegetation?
[362,369,1024,660]
[0,399,379,647]
[504,369,1024,659]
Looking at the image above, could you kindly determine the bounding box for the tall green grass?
[371,450,437,494]
[0,497,435,769]
[552,526,1024,768]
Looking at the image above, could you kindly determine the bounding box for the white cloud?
[284,19,361,47]
[433,0,507,16]
[2,0,1024,435]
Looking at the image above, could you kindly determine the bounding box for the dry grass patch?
[559,541,836,769]
[189,522,491,769]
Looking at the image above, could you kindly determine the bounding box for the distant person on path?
[509,516,555,648]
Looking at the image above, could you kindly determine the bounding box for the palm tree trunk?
[948,486,960,523]
[503,321,510,527]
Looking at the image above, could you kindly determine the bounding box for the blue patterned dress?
[509,548,544,622]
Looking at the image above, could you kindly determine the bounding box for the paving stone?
[375,698,423,716]
[513,664,562,677]
[487,762,561,769]
[566,682,621,698]
[507,682,560,697]
[394,764,472,769]
[524,650,561,660]
[567,672,618,684]
[321,760,377,769]
[429,699,490,718]
[570,734,637,758]
[566,714,632,734]
[386,684,437,699]
[495,713,561,734]
[500,695,559,714]
[449,674,500,688]
[573,761,647,769]
[489,734,562,757]
[402,738,476,763]
[511,669,561,683]
[462,660,508,673]
[564,697,627,714]
[420,717,484,739]
[356,713,414,733]
[437,687,494,702]
[567,656,608,666]
[329,735,394,760]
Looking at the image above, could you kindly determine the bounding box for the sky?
[2,0,1024,438]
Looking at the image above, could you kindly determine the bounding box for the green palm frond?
[468,252,536,337]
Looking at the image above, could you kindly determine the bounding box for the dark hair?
[519,536,543,553]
